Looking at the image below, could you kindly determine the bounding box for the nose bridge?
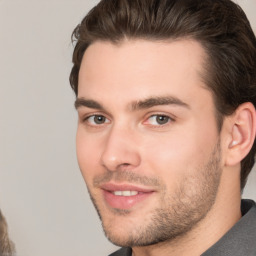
[100,123,141,171]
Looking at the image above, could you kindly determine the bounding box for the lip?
[100,183,155,193]
[100,183,155,210]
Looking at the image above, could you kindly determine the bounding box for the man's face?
[76,39,223,247]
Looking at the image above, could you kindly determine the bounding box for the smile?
[100,183,155,210]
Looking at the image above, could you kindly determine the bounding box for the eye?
[146,115,172,126]
[85,115,110,125]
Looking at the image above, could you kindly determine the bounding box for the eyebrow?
[75,98,104,110]
[130,96,190,111]
[74,96,190,111]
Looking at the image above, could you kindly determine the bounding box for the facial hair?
[86,141,222,247]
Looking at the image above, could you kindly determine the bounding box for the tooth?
[122,191,131,196]
[113,191,122,196]
[113,191,139,196]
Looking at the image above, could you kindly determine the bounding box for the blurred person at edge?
[70,0,256,255]
[0,210,15,256]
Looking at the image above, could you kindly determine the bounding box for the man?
[70,0,256,255]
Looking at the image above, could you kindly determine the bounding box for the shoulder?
[203,199,256,256]
[108,247,132,256]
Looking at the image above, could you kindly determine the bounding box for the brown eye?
[156,115,170,125]
[94,115,106,124]
[85,115,110,125]
[147,115,171,125]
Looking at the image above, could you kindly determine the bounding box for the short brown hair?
[70,0,256,189]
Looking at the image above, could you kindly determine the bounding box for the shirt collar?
[202,199,256,256]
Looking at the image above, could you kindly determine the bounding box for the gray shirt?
[109,199,256,256]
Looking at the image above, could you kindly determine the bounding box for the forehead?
[78,39,210,107]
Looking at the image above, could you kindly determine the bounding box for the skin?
[75,39,251,255]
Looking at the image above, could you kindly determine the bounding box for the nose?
[100,126,141,171]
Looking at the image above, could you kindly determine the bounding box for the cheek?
[144,131,196,160]
[76,129,103,181]
[141,129,213,179]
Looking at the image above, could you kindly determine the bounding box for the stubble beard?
[87,141,222,248]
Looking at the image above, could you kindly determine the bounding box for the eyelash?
[83,114,110,126]
[82,113,175,128]
[144,114,174,127]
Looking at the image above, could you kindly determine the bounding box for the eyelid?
[143,112,175,126]
[80,112,111,126]
[86,115,110,124]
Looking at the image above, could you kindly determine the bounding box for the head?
[71,0,256,189]
[70,0,256,248]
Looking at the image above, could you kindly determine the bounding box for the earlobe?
[225,102,256,166]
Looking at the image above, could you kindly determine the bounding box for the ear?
[225,102,256,167]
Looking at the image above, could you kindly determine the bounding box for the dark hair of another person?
[70,0,256,190]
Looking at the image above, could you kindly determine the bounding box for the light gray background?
[0,1,255,256]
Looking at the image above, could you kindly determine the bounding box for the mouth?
[100,183,155,210]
